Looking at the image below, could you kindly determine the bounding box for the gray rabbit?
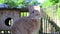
[11,6,43,34]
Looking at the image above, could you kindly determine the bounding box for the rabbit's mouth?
[31,16,42,19]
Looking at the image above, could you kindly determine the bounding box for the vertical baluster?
[46,16,47,33]
[42,18,44,33]
[47,15,48,33]
[54,27,55,34]
[43,18,45,33]
[44,17,46,33]
[39,18,43,34]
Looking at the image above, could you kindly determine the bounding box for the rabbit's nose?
[35,14,39,16]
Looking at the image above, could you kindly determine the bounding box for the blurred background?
[0,0,60,34]
[0,0,60,19]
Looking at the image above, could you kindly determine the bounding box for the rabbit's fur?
[11,6,42,34]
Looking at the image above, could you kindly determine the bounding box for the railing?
[40,15,60,34]
[40,3,60,34]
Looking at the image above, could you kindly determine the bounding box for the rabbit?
[11,6,42,34]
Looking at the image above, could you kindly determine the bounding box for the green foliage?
[0,0,41,8]
[5,0,24,7]
[0,0,40,8]
[50,0,59,5]
[6,0,17,7]
[41,0,60,20]
[41,0,53,8]
[56,8,60,19]
[0,0,5,4]
[41,0,59,8]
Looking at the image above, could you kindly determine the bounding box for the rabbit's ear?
[28,6,34,13]
[28,6,40,12]
[33,6,40,12]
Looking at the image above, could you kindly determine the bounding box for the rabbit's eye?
[32,11,34,13]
